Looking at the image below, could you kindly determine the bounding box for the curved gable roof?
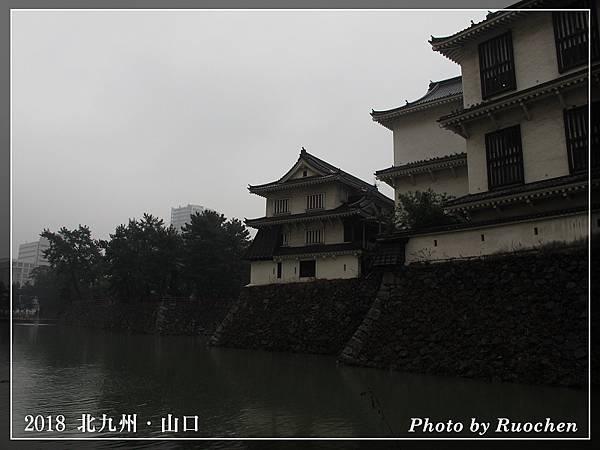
[371,76,462,128]
[248,149,394,207]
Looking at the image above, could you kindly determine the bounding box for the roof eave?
[438,68,591,132]
[371,94,463,126]
[444,176,591,212]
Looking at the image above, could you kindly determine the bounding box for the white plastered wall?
[391,101,465,165]
[249,254,361,285]
[392,165,469,203]
[465,88,587,194]
[265,183,350,217]
[405,212,589,263]
[282,219,345,247]
[460,11,597,108]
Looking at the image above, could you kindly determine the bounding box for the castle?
[245,0,598,284]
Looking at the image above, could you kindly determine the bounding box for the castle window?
[593,101,600,169]
[479,31,516,99]
[485,124,524,189]
[553,1,599,73]
[306,193,324,210]
[273,198,289,215]
[278,230,290,247]
[303,170,308,177]
[299,260,316,278]
[306,229,323,244]
[343,221,355,243]
[564,105,588,173]
[276,262,282,279]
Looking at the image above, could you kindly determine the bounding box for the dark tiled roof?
[249,149,393,206]
[371,240,407,267]
[375,153,467,178]
[244,226,281,260]
[444,173,591,210]
[245,192,394,228]
[275,242,363,257]
[439,67,591,129]
[245,234,364,261]
[371,76,462,126]
[245,204,362,228]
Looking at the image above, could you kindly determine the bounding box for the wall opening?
[299,260,316,278]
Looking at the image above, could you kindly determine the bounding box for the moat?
[6,322,588,438]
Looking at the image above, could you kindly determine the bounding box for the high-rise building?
[17,237,50,267]
[170,204,205,232]
[0,258,35,287]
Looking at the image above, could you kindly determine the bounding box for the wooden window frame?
[592,101,600,170]
[299,260,316,278]
[485,124,525,190]
[305,228,323,245]
[478,31,517,100]
[553,1,600,73]
[306,193,324,211]
[564,104,589,173]
[273,198,289,215]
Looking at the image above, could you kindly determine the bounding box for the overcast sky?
[11,9,488,255]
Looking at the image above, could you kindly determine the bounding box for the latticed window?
[305,229,322,244]
[592,101,600,169]
[553,0,600,73]
[306,193,324,210]
[273,199,289,215]
[564,103,599,172]
[485,125,524,189]
[564,105,588,173]
[479,32,516,99]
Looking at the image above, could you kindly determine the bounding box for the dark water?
[5,322,588,443]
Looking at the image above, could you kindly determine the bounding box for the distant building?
[171,204,205,231]
[0,258,35,287]
[244,149,394,285]
[17,237,50,267]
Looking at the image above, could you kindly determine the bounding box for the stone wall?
[60,298,234,336]
[210,275,381,355]
[340,246,589,387]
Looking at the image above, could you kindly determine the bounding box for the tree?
[20,266,67,318]
[104,214,182,301]
[395,189,467,231]
[41,226,105,301]
[181,210,250,298]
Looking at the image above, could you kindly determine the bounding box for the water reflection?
[10,323,588,439]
